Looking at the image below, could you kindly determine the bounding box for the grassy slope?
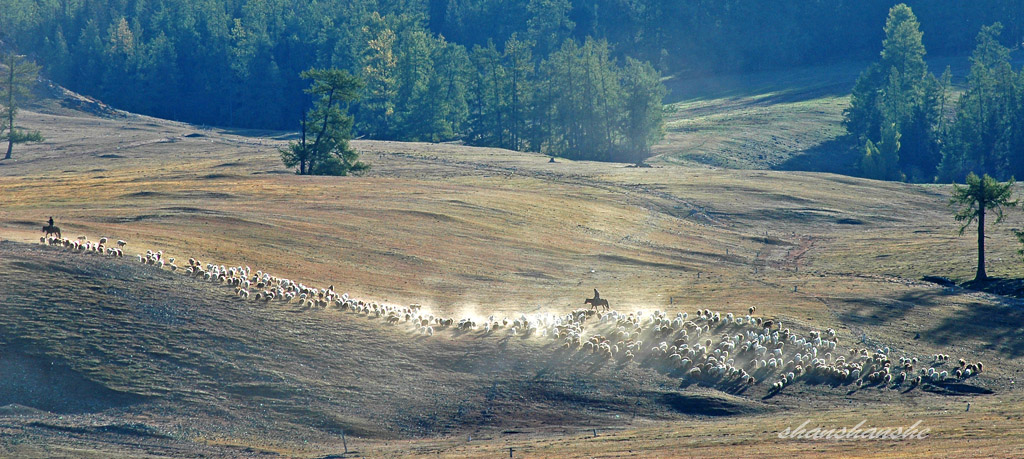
[654,55,1001,173]
[1,240,725,447]
[656,61,858,171]
[1,68,1024,456]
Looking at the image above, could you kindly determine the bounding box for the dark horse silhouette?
[42,225,61,239]
[585,288,609,311]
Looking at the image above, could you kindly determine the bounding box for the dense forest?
[847,5,1024,183]
[1,1,1023,163]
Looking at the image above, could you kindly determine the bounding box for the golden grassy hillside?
[1,95,1023,457]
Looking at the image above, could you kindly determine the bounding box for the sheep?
[47,234,994,401]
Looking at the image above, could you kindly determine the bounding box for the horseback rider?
[47,216,54,228]
[585,289,609,311]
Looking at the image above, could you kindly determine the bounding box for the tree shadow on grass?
[926,300,1024,357]
[836,297,916,328]
[773,136,859,175]
[835,288,956,330]
[962,277,1024,300]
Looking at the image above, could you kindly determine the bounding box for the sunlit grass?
[1,91,1022,456]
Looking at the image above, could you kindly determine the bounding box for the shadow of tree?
[774,136,859,175]
[927,301,1024,357]
[837,297,916,328]
[834,289,957,331]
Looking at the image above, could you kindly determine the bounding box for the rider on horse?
[585,289,609,311]
[43,217,61,239]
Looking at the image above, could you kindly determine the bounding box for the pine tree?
[542,39,584,157]
[424,36,471,142]
[468,41,507,147]
[504,34,534,151]
[845,63,884,147]
[526,0,574,58]
[0,53,43,160]
[951,173,1017,282]
[620,57,666,165]
[393,28,436,141]
[359,14,399,139]
[940,23,1017,181]
[844,4,938,181]
[280,68,365,176]
[580,38,622,160]
[860,123,903,181]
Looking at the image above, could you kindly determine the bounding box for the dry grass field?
[2,78,1024,457]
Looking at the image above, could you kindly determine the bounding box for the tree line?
[4,2,1024,160]
[0,0,669,163]
[847,4,1024,183]
[7,1,1023,112]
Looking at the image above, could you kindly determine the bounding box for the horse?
[42,225,61,239]
[585,296,609,311]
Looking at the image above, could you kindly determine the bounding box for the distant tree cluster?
[428,0,1024,75]
[847,4,1024,183]
[353,13,665,162]
[4,1,1024,162]
[939,23,1024,183]
[459,35,666,162]
[0,0,666,163]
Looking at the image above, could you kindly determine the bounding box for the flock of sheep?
[39,233,985,395]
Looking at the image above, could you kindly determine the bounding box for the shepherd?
[585,288,609,311]
[42,217,61,239]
